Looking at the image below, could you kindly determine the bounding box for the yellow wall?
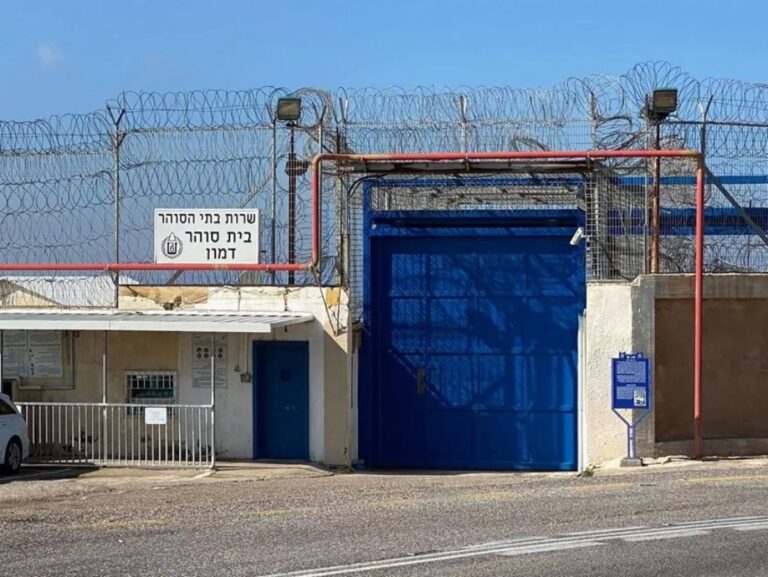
[324,329,350,465]
[15,332,179,404]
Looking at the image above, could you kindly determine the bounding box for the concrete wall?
[654,275,768,455]
[583,281,655,466]
[584,284,630,466]
[585,274,768,465]
[12,286,351,465]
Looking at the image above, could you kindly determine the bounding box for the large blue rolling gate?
[360,210,586,470]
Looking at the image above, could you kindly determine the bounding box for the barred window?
[125,371,176,407]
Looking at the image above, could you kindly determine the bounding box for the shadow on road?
[0,465,97,485]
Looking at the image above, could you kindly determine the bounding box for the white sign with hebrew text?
[154,209,260,264]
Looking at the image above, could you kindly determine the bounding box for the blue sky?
[1,0,764,120]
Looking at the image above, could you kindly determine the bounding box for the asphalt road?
[2,462,768,576]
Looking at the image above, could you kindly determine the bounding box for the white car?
[0,394,30,474]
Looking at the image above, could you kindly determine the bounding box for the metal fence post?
[210,333,216,469]
[317,116,324,284]
[698,96,714,197]
[270,116,278,285]
[459,94,469,152]
[650,122,661,273]
[108,107,127,306]
[101,330,108,462]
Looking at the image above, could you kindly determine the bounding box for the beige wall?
[585,274,768,463]
[15,331,178,404]
[584,282,655,466]
[585,284,630,465]
[324,329,350,465]
[655,275,768,448]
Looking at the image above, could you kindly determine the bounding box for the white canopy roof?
[0,309,313,333]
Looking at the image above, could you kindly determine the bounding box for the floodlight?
[276,97,302,122]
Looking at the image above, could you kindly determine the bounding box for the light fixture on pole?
[276,97,307,285]
[645,88,678,273]
[276,97,302,123]
[647,88,678,122]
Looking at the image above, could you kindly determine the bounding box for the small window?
[125,371,176,414]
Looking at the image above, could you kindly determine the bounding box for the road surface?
[2,462,768,576]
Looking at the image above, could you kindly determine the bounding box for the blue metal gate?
[360,210,585,470]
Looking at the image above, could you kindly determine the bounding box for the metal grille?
[661,121,768,272]
[589,163,651,280]
[126,371,176,409]
[347,164,659,323]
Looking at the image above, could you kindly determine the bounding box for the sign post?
[611,352,652,467]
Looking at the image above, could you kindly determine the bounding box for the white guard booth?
[0,309,313,468]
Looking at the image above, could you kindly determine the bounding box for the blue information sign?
[612,352,650,410]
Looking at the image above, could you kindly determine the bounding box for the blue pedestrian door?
[362,212,585,470]
[253,341,309,460]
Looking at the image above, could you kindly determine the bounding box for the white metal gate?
[16,402,214,468]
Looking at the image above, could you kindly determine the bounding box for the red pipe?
[309,149,701,268]
[0,262,308,272]
[0,148,707,458]
[694,158,705,458]
[0,149,700,274]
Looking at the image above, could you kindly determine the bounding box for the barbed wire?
[2,60,768,299]
[4,62,768,146]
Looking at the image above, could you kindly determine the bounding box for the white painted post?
[102,331,108,461]
[210,332,216,469]
[577,312,587,472]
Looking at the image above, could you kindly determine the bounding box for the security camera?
[570,227,585,246]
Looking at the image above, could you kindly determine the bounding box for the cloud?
[37,42,64,69]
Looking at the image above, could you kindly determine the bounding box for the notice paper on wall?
[3,330,29,377]
[29,331,63,377]
[192,333,228,388]
[2,330,62,378]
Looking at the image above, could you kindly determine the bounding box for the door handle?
[416,368,426,396]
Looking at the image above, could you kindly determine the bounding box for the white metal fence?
[16,402,214,468]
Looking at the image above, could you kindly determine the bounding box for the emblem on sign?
[161,233,183,259]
